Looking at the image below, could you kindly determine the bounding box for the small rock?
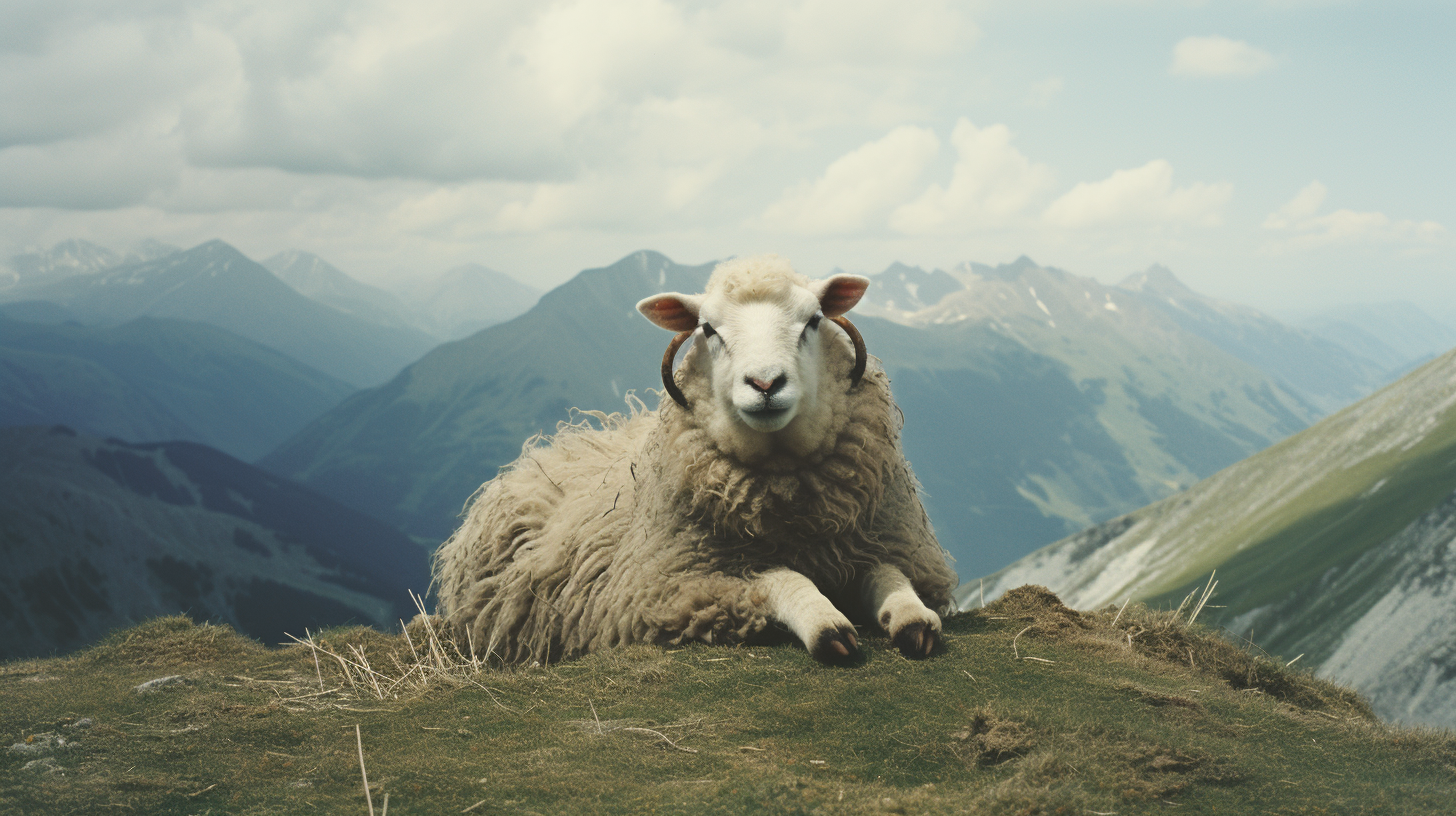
[134,675,186,694]
[7,733,73,756]
[22,757,62,775]
[66,718,94,730]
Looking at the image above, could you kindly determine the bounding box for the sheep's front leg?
[862,564,941,659]
[752,568,858,662]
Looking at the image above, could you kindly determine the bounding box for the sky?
[0,0,1450,313]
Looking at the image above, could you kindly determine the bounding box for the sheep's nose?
[747,375,787,396]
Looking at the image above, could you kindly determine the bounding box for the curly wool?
[432,331,956,665]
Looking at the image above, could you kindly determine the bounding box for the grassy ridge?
[3,588,1452,814]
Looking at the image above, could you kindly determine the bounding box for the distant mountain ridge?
[966,346,1456,728]
[0,313,355,461]
[1299,301,1456,374]
[860,260,1392,415]
[0,425,431,660]
[398,262,543,341]
[1,239,180,292]
[1,240,437,388]
[1117,265,1391,414]
[264,252,543,342]
[263,250,425,334]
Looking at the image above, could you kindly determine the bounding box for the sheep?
[432,254,958,664]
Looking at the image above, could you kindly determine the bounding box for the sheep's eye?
[700,323,716,338]
[807,315,822,330]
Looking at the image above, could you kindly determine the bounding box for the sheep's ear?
[636,293,702,331]
[812,274,870,318]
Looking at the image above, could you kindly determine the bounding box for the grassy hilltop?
[3,587,1453,815]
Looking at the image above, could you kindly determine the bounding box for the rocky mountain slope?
[967,346,1456,727]
[0,426,430,660]
[861,260,1389,415]
[0,313,354,461]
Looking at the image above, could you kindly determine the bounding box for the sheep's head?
[637,256,869,454]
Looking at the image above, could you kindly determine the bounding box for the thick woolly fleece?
[433,309,956,665]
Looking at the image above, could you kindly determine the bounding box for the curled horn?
[661,330,693,409]
[829,316,867,386]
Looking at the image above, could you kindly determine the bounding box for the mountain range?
[260,251,719,544]
[968,346,1456,728]
[0,241,437,388]
[263,252,543,342]
[0,239,178,292]
[1299,300,1456,375]
[396,262,544,341]
[861,260,1391,415]
[262,251,1352,577]
[6,235,1454,702]
[263,250,425,335]
[0,425,431,660]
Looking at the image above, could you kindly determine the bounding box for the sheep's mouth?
[738,404,793,431]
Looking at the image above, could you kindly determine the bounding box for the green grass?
[3,587,1453,815]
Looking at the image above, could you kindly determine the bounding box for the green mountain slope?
[4,590,1452,814]
[260,250,717,540]
[3,241,437,388]
[0,314,356,461]
[264,252,1321,578]
[0,344,198,445]
[970,347,1456,727]
[0,426,431,660]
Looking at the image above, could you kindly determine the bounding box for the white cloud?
[1169,35,1276,78]
[1043,160,1232,228]
[761,126,940,235]
[890,119,1054,234]
[1024,76,1064,108]
[777,0,970,64]
[0,126,182,210]
[0,0,979,231]
[174,0,977,186]
[1262,182,1447,250]
[1263,180,1328,228]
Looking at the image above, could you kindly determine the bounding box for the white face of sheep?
[637,274,869,434]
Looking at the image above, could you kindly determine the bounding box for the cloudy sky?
[1,0,1449,312]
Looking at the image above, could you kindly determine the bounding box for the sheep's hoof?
[809,626,859,664]
[891,621,939,659]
